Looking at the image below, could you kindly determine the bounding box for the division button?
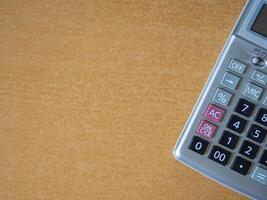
[220,72,240,90]
[251,70,267,85]
[228,59,247,74]
[204,104,225,123]
[251,166,267,185]
[231,156,251,175]
[212,88,232,106]
[196,120,217,139]
[188,136,209,155]
[242,82,263,101]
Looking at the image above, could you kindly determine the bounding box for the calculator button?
[251,70,267,86]
[263,96,267,107]
[235,98,255,117]
[220,72,240,91]
[227,115,247,134]
[259,150,267,167]
[231,156,251,175]
[251,166,267,185]
[239,140,259,159]
[208,146,231,166]
[252,57,261,65]
[219,131,239,150]
[196,120,217,139]
[247,124,266,143]
[204,104,225,123]
[242,82,263,101]
[212,88,232,106]
[188,136,209,155]
[228,59,247,74]
[255,108,267,127]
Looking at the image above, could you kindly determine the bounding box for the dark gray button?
[243,82,263,101]
[228,59,247,74]
[220,72,240,90]
[212,88,232,106]
[251,166,267,185]
[251,70,267,85]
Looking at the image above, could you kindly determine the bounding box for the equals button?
[251,167,267,185]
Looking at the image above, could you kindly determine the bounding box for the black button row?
[235,98,267,130]
[188,136,267,175]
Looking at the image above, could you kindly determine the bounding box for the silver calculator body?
[173,0,267,199]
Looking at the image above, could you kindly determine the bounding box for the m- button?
[220,72,240,91]
[243,82,263,101]
[204,104,225,123]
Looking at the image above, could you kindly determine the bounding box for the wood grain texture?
[0,1,248,200]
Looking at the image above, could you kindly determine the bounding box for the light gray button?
[263,96,267,107]
[243,82,263,101]
[220,72,240,90]
[212,88,232,106]
[251,70,267,85]
[228,59,247,74]
[251,166,267,185]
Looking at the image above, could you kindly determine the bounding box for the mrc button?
[243,82,263,101]
[228,59,247,74]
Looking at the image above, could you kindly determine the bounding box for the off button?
[228,59,247,74]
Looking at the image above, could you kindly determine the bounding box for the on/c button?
[204,104,225,123]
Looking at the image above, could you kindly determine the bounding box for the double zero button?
[209,146,231,166]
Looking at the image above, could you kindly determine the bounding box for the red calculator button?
[204,104,225,123]
[196,120,217,139]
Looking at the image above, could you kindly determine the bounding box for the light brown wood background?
[0,1,249,200]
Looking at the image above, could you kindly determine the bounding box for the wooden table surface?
[0,1,249,200]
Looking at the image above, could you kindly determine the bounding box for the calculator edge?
[172,1,263,200]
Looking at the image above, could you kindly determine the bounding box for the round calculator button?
[252,57,261,65]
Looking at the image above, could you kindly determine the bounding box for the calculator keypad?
[204,104,225,123]
[231,156,252,175]
[239,140,259,159]
[228,59,247,74]
[209,146,231,166]
[243,82,263,101]
[220,72,240,91]
[255,108,267,127]
[196,120,217,139]
[187,57,267,184]
[247,124,266,143]
[212,88,232,106]
[227,115,247,134]
[189,136,209,155]
[259,150,267,167]
[219,131,239,150]
[235,98,255,117]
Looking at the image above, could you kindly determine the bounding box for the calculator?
[173,1,267,199]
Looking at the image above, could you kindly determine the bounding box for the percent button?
[212,88,232,106]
